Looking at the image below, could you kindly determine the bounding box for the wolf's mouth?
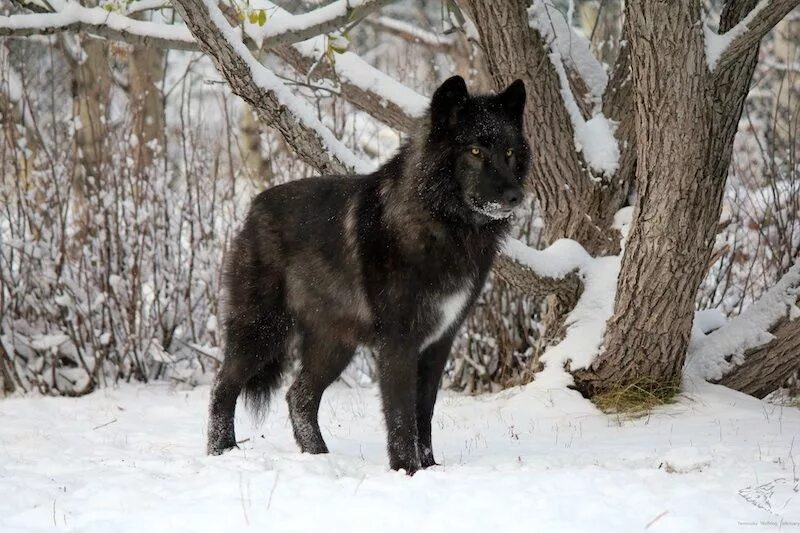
[469,201,514,220]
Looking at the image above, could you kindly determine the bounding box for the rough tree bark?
[574,0,798,395]
[573,0,715,394]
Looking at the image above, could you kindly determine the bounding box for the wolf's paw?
[207,439,238,456]
[298,440,329,455]
[390,456,421,476]
[420,454,439,469]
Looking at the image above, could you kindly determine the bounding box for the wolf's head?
[422,75,530,225]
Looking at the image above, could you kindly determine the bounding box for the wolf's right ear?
[499,79,526,122]
[430,76,468,134]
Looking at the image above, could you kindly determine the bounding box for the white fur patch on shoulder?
[420,282,473,352]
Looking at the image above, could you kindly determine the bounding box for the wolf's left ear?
[430,75,469,133]
[499,79,526,121]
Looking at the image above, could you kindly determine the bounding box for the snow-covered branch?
[528,0,619,177]
[249,0,396,49]
[496,238,584,299]
[256,1,427,131]
[686,263,800,396]
[500,236,622,390]
[706,0,800,71]
[171,0,370,174]
[0,0,395,52]
[0,2,197,50]
[528,0,607,108]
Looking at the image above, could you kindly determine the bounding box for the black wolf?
[207,76,530,474]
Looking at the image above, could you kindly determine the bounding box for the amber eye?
[506,148,514,157]
[470,147,481,156]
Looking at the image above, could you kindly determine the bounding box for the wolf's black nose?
[503,189,522,208]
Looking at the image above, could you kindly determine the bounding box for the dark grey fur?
[207,76,530,474]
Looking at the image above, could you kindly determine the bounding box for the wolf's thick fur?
[207,76,530,473]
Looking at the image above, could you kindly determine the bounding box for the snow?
[704,0,770,71]
[537,255,620,388]
[249,0,372,43]
[685,263,800,381]
[2,381,799,531]
[545,52,619,176]
[693,308,728,335]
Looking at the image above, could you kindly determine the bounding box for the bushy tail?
[242,359,285,423]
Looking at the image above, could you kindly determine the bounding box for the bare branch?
[710,0,800,71]
[364,16,454,51]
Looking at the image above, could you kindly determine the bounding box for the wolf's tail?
[241,358,285,422]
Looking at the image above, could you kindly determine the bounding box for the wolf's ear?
[499,79,526,122]
[430,76,468,133]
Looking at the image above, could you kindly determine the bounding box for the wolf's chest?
[419,280,474,352]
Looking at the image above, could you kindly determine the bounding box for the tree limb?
[712,0,800,71]
[686,263,800,398]
[0,0,395,52]
[716,313,800,398]
[273,45,420,132]
[493,253,583,301]
[0,5,197,50]
[170,0,369,174]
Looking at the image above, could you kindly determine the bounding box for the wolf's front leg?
[377,345,421,474]
[416,335,454,468]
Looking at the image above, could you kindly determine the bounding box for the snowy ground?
[2,380,800,532]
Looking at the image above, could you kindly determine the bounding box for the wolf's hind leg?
[207,356,252,455]
[287,333,354,454]
[207,307,292,456]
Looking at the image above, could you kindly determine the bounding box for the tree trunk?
[574,0,763,395]
[238,106,273,184]
[129,26,166,177]
[70,37,111,242]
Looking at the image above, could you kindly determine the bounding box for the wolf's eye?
[506,148,514,157]
[470,147,481,157]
